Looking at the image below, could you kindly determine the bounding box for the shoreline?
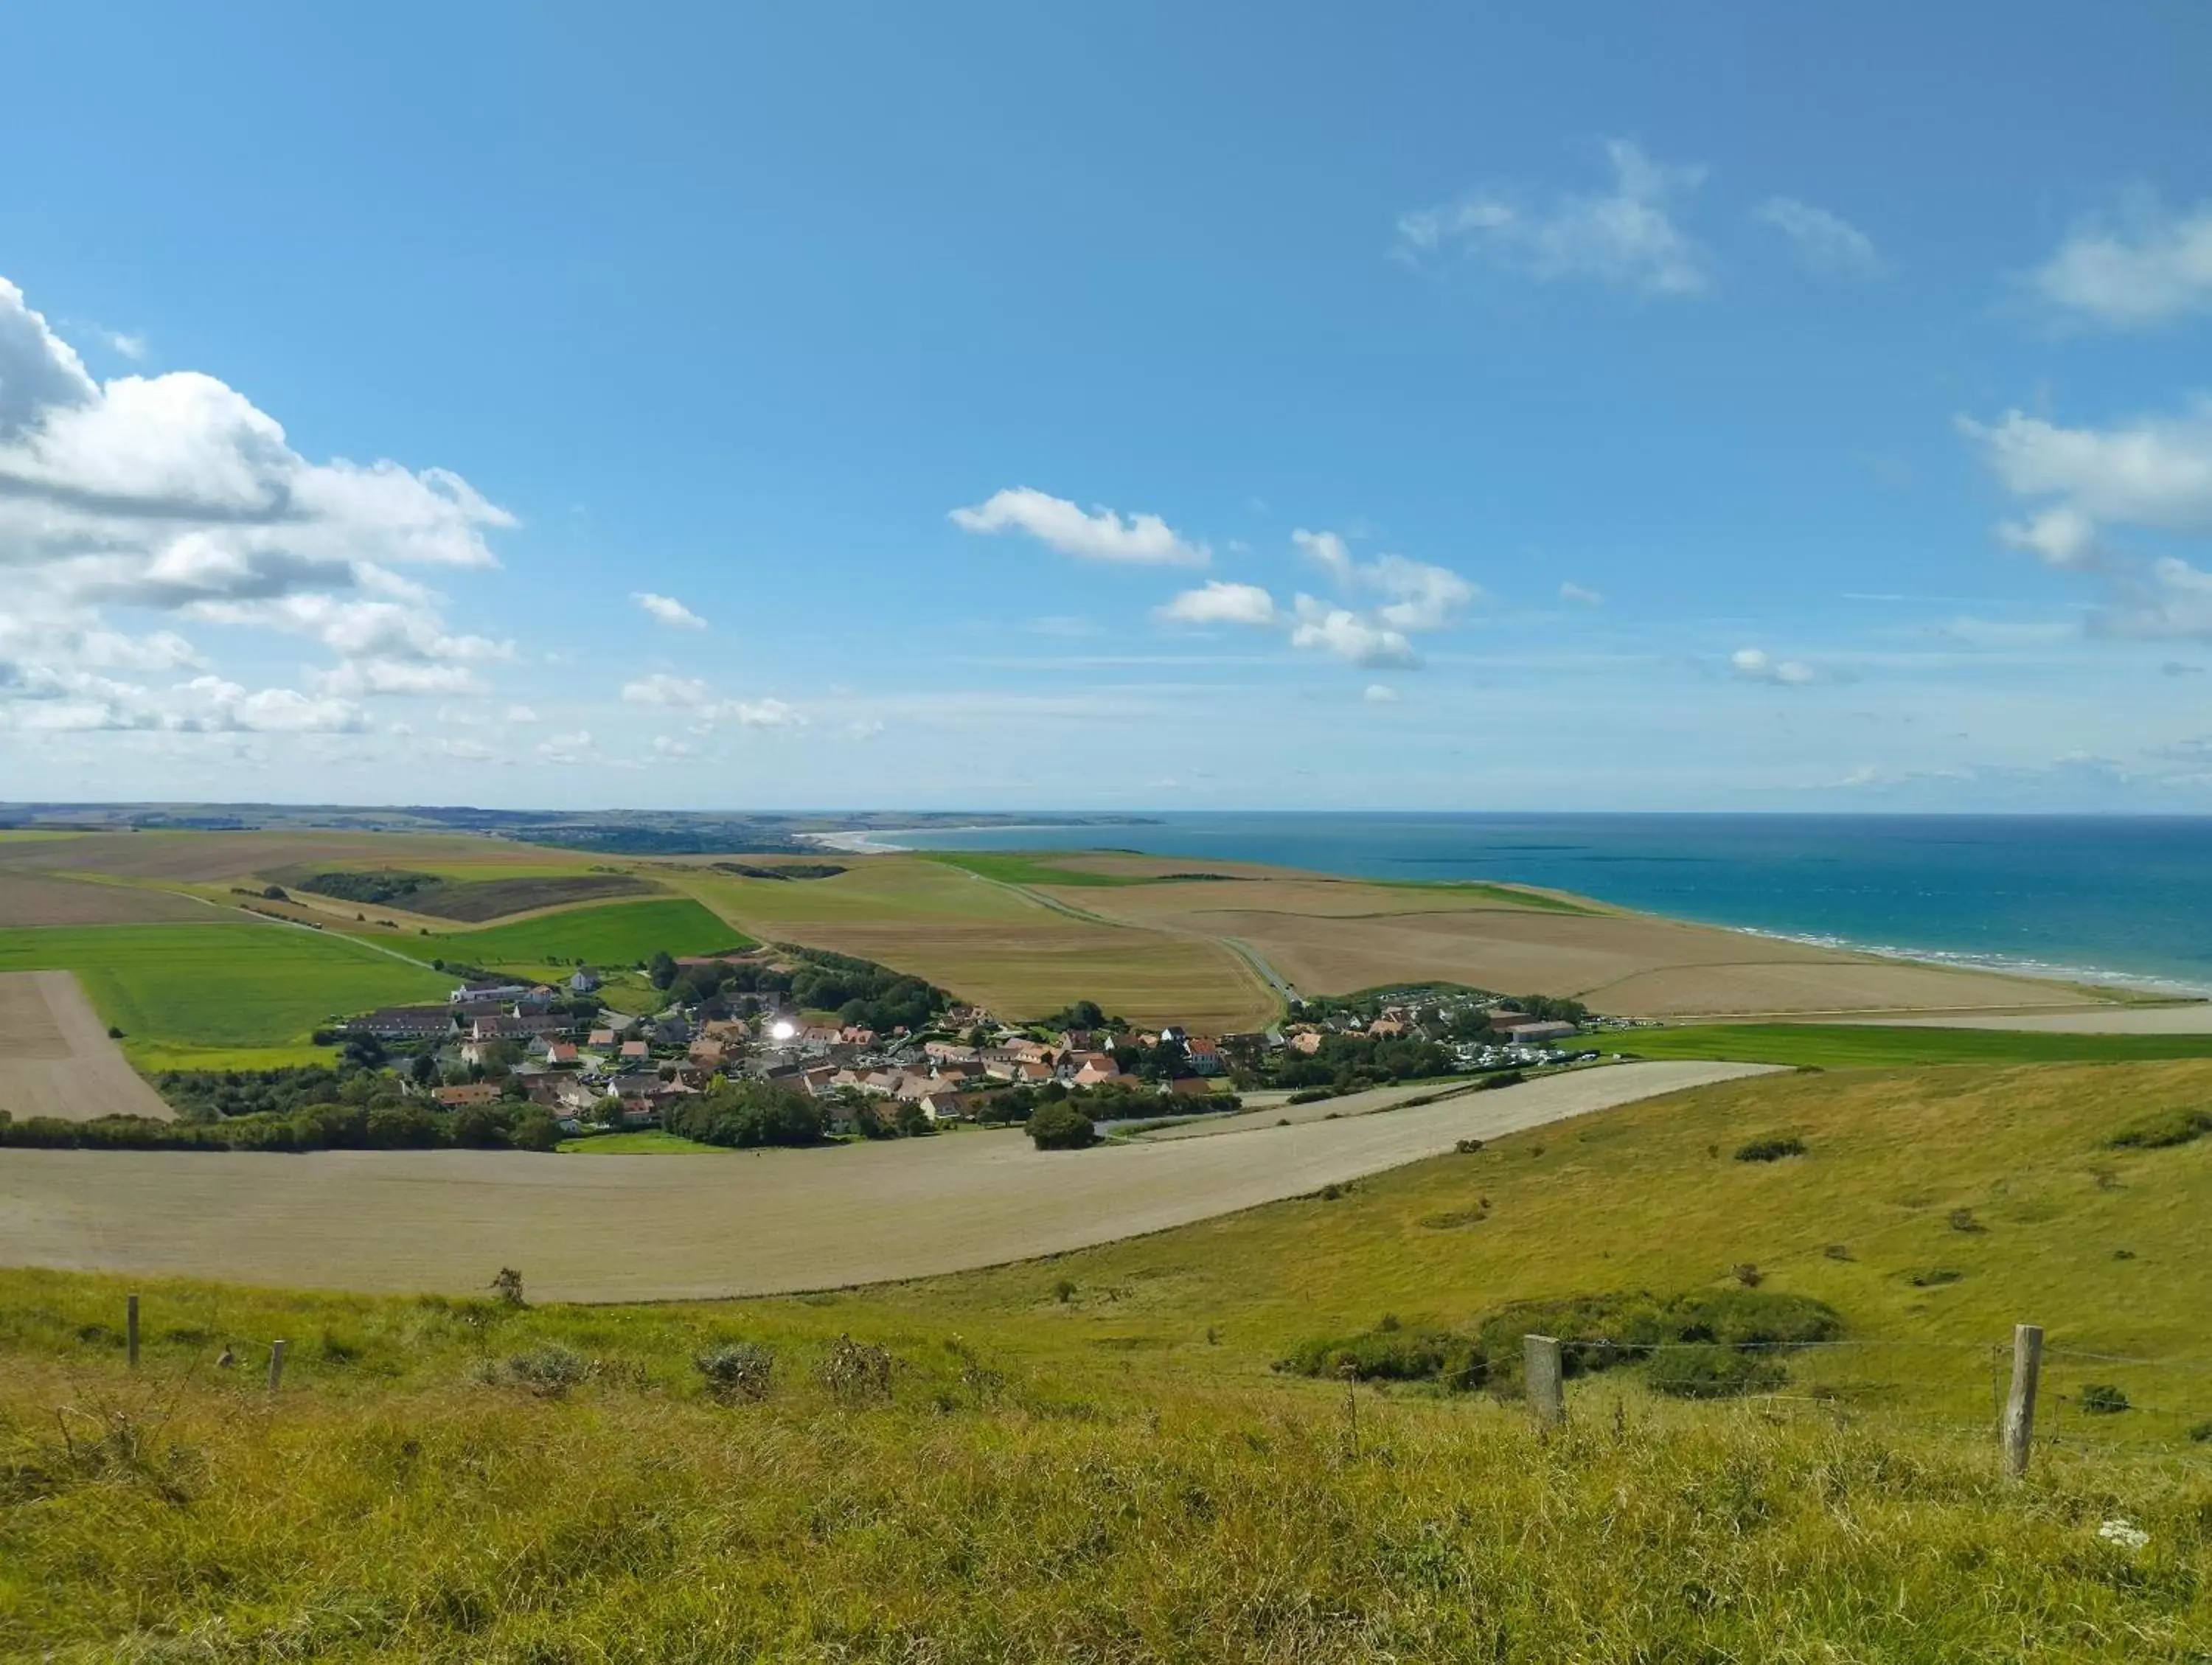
[813,827,2211,1007]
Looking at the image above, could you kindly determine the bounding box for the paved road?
[0,1060,1778,1302]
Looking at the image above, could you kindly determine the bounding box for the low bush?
[1277,1324,1485,1390]
[695,1343,775,1402]
[1646,1343,1787,1400]
[476,1344,594,1398]
[1735,1136,1806,1163]
[1471,1288,1841,1387]
[2080,1382,2132,1415]
[2107,1108,2212,1150]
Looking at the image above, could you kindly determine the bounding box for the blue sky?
[2,1,2210,811]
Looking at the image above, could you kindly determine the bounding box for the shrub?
[1735,1136,1806,1164]
[1646,1344,1786,1400]
[1470,1288,1842,1386]
[479,1344,594,1397]
[1455,1137,1484,1154]
[695,1343,775,1402]
[1026,1103,1095,1151]
[1287,1088,1336,1105]
[1905,1268,1964,1287]
[1823,1244,1852,1261]
[818,1335,894,1405]
[2080,1382,2131,1415]
[1277,1324,1485,1390]
[1051,1279,1077,1304]
[1731,1263,1763,1287]
[2107,1108,2212,1150]
[1947,1207,1986,1234]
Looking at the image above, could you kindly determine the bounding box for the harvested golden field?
[0,971,173,1122]
[675,862,1279,1028]
[1074,889,2085,1017]
[0,872,209,925]
[0,830,582,884]
[0,1060,1769,1299]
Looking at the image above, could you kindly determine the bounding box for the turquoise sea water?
[882,814,2212,995]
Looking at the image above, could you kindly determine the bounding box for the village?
[343,948,1608,1140]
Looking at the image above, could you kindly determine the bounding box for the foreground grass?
[1620,1022,2212,1068]
[13,1059,2212,1656]
[4,1307,2209,1661]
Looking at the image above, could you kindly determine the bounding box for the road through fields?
[0,1060,1775,1301]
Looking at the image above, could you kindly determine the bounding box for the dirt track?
[0,1060,1773,1301]
[0,972,174,1122]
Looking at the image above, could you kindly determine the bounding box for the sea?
[872,813,2212,997]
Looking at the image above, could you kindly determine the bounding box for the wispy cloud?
[1394,139,1711,296]
[1731,647,1817,686]
[1754,196,1883,277]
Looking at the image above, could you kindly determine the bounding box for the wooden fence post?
[126,1293,140,1369]
[268,1339,288,1394]
[1525,1334,1565,1428]
[2001,1323,2042,1480]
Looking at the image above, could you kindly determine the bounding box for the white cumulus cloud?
[1363,683,1400,703]
[1290,598,1419,669]
[632,591,707,629]
[1395,139,1711,296]
[2026,192,2212,330]
[1559,580,1604,605]
[1155,580,1280,627]
[950,486,1207,565]
[0,274,516,732]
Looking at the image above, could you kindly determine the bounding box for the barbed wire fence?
[1521,1328,2212,1468]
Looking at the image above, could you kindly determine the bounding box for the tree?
[508,1111,563,1152]
[648,950,678,990]
[409,1051,440,1087]
[1026,1102,1095,1151]
[451,1103,512,1148]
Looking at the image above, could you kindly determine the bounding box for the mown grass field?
[364,897,748,972]
[0,924,453,1071]
[1618,1021,2212,1068]
[554,1130,728,1155]
[7,1057,2212,1658]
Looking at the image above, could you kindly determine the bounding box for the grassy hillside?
[0,922,453,1071]
[7,1059,2212,1656]
[1617,1021,2212,1068]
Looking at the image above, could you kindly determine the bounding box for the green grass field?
[1616,1021,2212,1068]
[365,897,748,971]
[1368,877,1596,912]
[914,849,1165,887]
[554,1130,729,1155]
[7,1058,2212,1656]
[0,922,453,1070]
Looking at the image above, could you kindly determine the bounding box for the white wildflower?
[2097,1518,2149,1551]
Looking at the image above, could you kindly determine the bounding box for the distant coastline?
[874,811,2212,1001]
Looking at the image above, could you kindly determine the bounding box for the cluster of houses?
[344,964,1603,1136]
